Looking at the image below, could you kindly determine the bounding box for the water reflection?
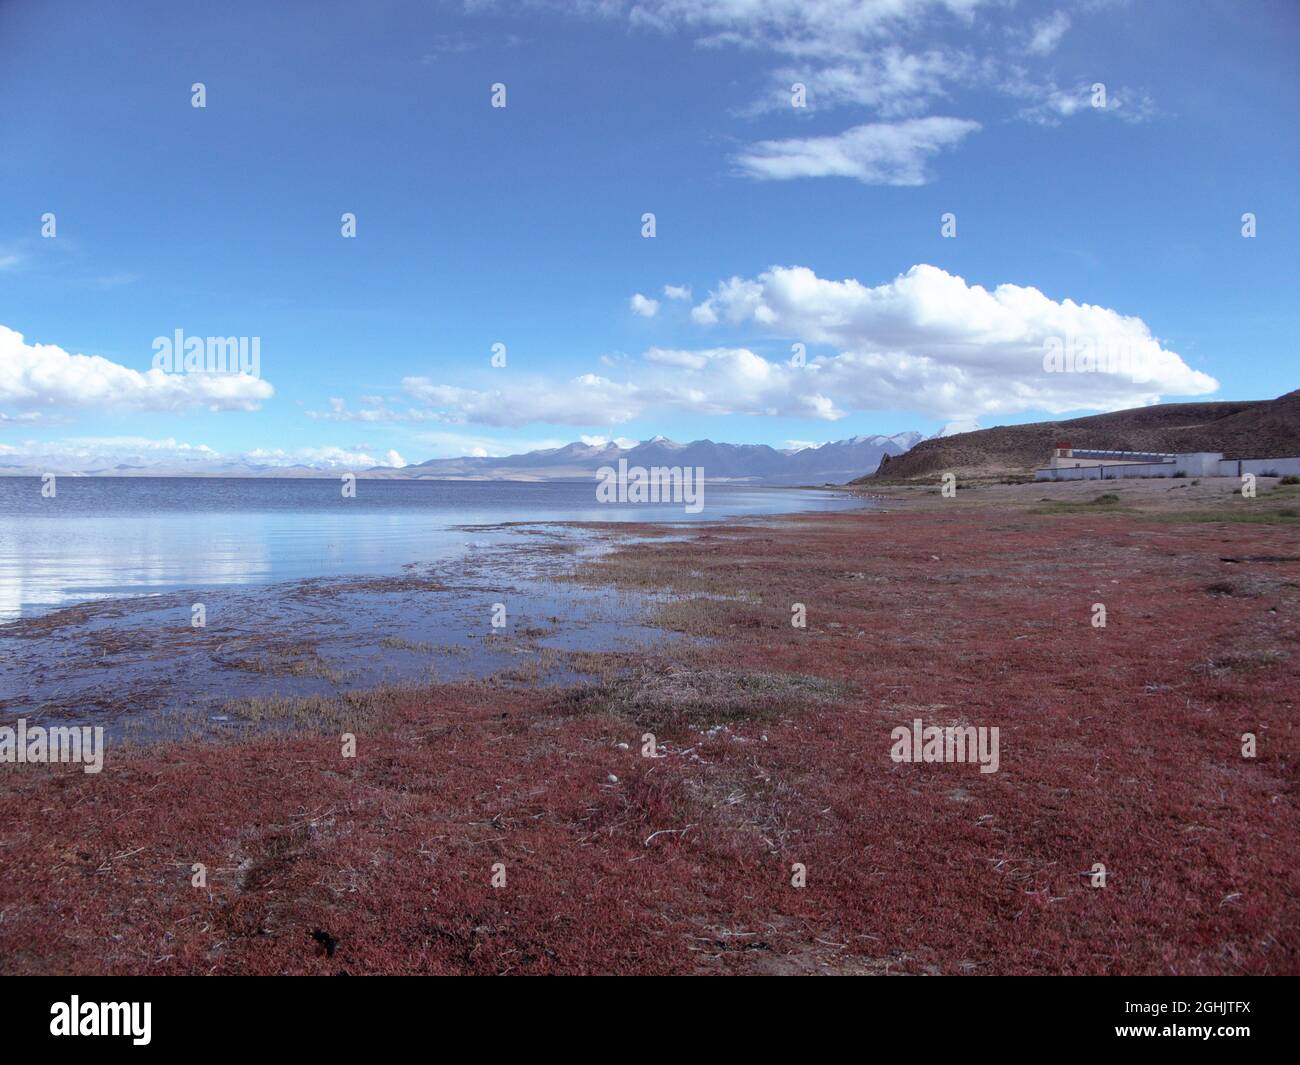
[0,478,862,621]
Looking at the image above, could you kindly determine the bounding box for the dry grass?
[557,666,847,733]
[220,688,410,733]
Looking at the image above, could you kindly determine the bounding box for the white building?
[1036,444,1300,481]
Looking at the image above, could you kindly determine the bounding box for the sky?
[0,0,1296,471]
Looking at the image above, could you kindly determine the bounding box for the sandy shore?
[1,479,1296,974]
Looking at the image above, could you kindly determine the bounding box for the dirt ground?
[864,473,1299,512]
[1,480,1296,974]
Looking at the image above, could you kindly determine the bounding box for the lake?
[0,476,863,734]
[0,476,862,623]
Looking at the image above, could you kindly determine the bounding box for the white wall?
[1172,452,1224,476]
[1036,461,1171,481]
[1037,453,1300,481]
[1218,456,1300,478]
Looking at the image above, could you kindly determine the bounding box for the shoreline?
[1,480,1296,974]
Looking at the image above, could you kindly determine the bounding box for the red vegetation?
[1,507,1296,974]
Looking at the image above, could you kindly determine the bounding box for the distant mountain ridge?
[0,433,924,484]
[396,432,923,485]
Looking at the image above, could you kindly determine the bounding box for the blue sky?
[0,0,1295,470]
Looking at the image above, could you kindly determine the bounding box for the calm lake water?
[0,477,861,622]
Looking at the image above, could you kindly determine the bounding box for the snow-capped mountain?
[389,432,922,484]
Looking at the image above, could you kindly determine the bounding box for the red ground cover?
[1,508,1295,974]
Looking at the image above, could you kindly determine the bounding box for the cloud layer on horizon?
[0,435,405,473]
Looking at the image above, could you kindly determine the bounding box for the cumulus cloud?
[663,284,692,301]
[630,292,660,317]
[326,266,1215,427]
[688,264,1216,415]
[0,326,273,413]
[734,117,980,185]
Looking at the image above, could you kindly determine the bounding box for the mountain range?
[389,433,924,485]
[0,433,925,484]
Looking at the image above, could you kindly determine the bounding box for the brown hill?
[858,390,1300,482]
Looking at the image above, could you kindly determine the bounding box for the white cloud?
[394,346,835,427]
[663,284,692,301]
[0,325,273,413]
[400,374,643,427]
[644,347,710,369]
[734,117,980,185]
[553,0,1152,145]
[1022,11,1070,56]
[241,445,399,469]
[937,417,980,436]
[332,265,1214,428]
[1005,73,1156,126]
[2,437,416,473]
[630,292,660,317]
[757,46,975,117]
[689,264,1216,416]
[0,435,222,471]
[624,0,988,59]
